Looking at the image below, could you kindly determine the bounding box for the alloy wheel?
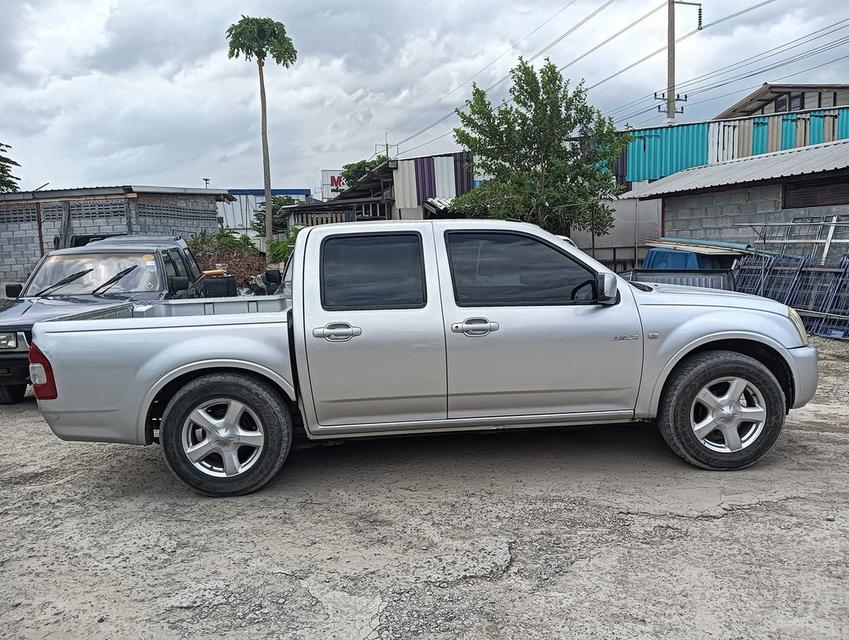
[690,376,767,453]
[181,398,265,478]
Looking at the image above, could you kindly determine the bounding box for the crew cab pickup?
[0,235,206,404]
[30,220,818,496]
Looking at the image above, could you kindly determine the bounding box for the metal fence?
[733,253,849,339]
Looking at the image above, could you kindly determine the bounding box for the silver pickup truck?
[30,220,818,496]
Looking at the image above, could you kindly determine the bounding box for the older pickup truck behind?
[30,220,818,496]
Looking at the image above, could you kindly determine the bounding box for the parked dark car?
[0,235,206,404]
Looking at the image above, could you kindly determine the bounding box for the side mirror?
[171,276,190,292]
[596,273,618,305]
[5,283,22,298]
[264,269,282,285]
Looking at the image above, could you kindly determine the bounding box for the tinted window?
[321,233,426,310]
[446,232,595,306]
[167,250,187,277]
[184,249,202,279]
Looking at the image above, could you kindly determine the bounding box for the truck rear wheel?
[0,384,27,404]
[159,373,292,496]
[657,350,786,470]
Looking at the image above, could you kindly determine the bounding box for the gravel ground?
[1,337,847,639]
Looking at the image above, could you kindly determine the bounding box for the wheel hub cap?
[690,376,767,454]
[181,398,265,478]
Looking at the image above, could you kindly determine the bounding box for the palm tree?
[226,16,297,258]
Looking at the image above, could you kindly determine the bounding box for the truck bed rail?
[45,295,291,322]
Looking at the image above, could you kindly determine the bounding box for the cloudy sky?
[2,0,847,194]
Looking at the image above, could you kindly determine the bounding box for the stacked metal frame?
[732,252,849,339]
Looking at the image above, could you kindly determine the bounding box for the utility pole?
[375,134,399,160]
[33,182,49,257]
[656,1,701,123]
[666,0,676,122]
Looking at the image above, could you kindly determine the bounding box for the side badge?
[613,334,640,341]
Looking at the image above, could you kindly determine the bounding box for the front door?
[433,225,643,419]
[302,224,447,426]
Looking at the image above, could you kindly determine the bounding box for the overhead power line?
[608,18,849,119]
[615,32,849,122]
[402,45,849,155]
[397,0,778,157]
[624,49,849,127]
[394,0,619,149]
[587,0,777,91]
[390,0,581,136]
[686,37,849,95]
[687,50,849,107]
[558,1,666,73]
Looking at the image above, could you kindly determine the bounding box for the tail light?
[29,343,58,400]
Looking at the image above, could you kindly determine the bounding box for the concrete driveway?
[1,337,847,639]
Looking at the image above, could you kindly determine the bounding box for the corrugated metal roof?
[714,83,849,120]
[624,139,849,199]
[0,185,231,202]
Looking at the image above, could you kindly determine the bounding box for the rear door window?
[183,249,202,280]
[320,233,426,311]
[166,250,187,277]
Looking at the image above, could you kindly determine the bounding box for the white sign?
[321,170,347,200]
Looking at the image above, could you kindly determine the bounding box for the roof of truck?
[87,235,187,248]
[46,236,188,256]
[307,218,539,230]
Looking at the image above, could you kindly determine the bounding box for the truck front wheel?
[657,350,786,470]
[159,373,292,496]
[0,384,27,404]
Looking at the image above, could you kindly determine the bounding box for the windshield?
[24,253,163,296]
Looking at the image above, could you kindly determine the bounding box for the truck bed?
[619,268,735,291]
[32,294,295,445]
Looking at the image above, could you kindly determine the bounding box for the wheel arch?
[646,334,795,418]
[139,360,301,444]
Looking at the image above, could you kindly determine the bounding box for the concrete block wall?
[663,184,791,242]
[663,183,849,258]
[0,193,219,288]
[0,205,52,283]
[134,193,219,238]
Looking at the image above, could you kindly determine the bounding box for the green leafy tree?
[0,143,21,193]
[452,58,627,236]
[227,16,297,259]
[252,195,298,235]
[341,155,388,186]
[267,225,303,264]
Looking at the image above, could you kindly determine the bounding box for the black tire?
[0,384,27,405]
[657,350,786,470]
[160,373,292,496]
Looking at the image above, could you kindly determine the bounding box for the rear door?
[434,224,643,419]
[301,224,447,426]
[181,248,206,297]
[164,249,193,299]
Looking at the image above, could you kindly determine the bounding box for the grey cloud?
[2,0,848,190]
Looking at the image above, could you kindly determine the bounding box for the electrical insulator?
[697,6,703,30]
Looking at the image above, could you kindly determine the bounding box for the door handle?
[451,317,499,336]
[313,322,362,342]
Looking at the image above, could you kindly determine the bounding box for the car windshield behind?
[24,253,162,296]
